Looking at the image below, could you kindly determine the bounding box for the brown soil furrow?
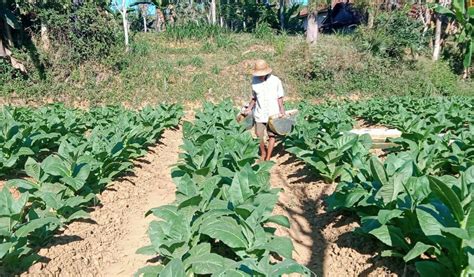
[270,143,405,277]
[23,127,182,277]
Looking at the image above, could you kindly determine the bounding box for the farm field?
[1,2,474,275]
[1,95,472,276]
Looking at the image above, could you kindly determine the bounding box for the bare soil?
[22,127,182,277]
[270,143,407,277]
[12,125,407,277]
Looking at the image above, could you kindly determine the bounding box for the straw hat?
[252,59,272,77]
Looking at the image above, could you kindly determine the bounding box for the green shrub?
[40,3,122,64]
[353,9,429,60]
[287,35,464,97]
[254,22,275,41]
[164,22,228,41]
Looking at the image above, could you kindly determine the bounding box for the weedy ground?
[2,32,472,107]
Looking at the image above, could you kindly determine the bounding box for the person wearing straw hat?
[242,59,285,161]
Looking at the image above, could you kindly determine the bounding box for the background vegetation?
[0,0,472,105]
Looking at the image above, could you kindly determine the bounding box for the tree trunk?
[0,19,7,58]
[155,9,161,32]
[4,23,13,47]
[211,0,216,24]
[279,0,285,30]
[306,11,318,44]
[432,14,442,61]
[140,5,148,32]
[121,4,129,52]
[367,8,374,28]
[423,5,431,33]
[40,22,51,50]
[0,36,7,58]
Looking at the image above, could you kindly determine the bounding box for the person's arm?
[278,97,285,117]
[243,91,256,115]
[276,78,285,117]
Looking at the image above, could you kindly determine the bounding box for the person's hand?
[278,113,285,118]
[241,108,251,116]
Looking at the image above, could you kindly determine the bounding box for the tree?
[112,0,130,52]
[436,0,473,77]
[306,0,329,44]
[433,0,451,61]
[139,4,148,32]
[306,11,318,43]
[211,0,217,24]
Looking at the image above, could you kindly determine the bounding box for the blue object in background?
[111,0,157,16]
[290,0,308,6]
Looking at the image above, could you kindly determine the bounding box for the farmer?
[243,59,285,161]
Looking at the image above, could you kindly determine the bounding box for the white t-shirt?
[251,74,284,123]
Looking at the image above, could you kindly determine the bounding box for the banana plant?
[435,0,474,73]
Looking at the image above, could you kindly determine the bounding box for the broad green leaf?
[416,203,456,244]
[75,163,91,182]
[268,258,310,276]
[260,236,294,259]
[441,227,469,240]
[0,242,13,259]
[177,195,202,209]
[428,176,464,223]
[146,205,179,219]
[452,0,466,16]
[228,166,254,205]
[61,176,84,192]
[415,261,449,276]
[370,156,388,187]
[377,210,403,225]
[134,265,164,277]
[18,147,34,157]
[185,252,235,275]
[217,269,247,277]
[200,216,248,249]
[160,259,185,277]
[136,245,157,256]
[467,202,474,239]
[403,242,434,262]
[42,156,69,177]
[264,215,290,228]
[369,225,409,251]
[188,243,211,256]
[15,217,60,238]
[66,210,91,222]
[381,250,404,258]
[435,6,455,16]
[6,179,38,191]
[25,158,41,180]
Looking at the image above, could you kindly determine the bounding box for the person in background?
[243,59,285,161]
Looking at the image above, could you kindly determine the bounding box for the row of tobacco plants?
[0,103,182,272]
[285,97,473,276]
[137,101,310,276]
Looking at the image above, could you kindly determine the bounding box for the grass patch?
[1,32,472,105]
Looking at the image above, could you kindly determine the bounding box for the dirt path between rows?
[270,143,408,277]
[23,127,182,277]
